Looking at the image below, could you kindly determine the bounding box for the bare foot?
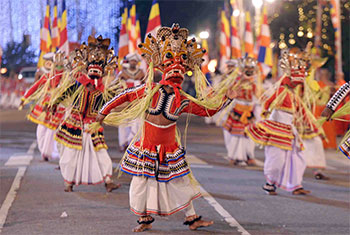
[105,183,121,192]
[64,185,73,192]
[133,224,152,232]
[189,220,214,230]
[292,188,311,195]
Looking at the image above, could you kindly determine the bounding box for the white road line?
[0,167,27,233]
[27,141,37,155]
[0,140,36,233]
[200,186,250,235]
[188,153,250,234]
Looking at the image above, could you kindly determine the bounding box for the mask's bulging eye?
[181,54,187,60]
[166,52,173,59]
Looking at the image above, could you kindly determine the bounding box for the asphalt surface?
[0,109,349,235]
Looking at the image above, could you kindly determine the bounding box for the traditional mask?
[70,35,117,80]
[138,23,206,85]
[279,47,309,85]
[239,57,258,78]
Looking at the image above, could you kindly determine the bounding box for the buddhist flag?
[37,20,45,68]
[330,0,343,75]
[244,11,254,57]
[118,7,129,70]
[230,15,241,59]
[145,0,161,37]
[257,6,272,67]
[42,0,52,53]
[59,0,69,56]
[136,15,142,52]
[128,2,137,52]
[51,0,60,51]
[219,10,231,72]
[201,39,210,75]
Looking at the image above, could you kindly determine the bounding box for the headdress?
[138,23,206,107]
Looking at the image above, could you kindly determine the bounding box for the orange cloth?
[143,122,176,163]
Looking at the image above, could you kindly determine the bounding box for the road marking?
[5,155,33,166]
[27,141,37,155]
[187,153,250,234]
[0,167,27,233]
[200,186,250,235]
[186,154,208,165]
[0,140,36,233]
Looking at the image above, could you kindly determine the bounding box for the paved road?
[0,109,349,235]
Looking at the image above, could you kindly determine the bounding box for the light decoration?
[208,59,217,73]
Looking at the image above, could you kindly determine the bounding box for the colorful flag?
[135,15,142,52]
[244,11,254,57]
[219,10,231,72]
[230,15,241,59]
[42,0,52,52]
[51,0,60,52]
[201,39,210,75]
[128,2,137,52]
[257,6,272,67]
[330,0,343,75]
[145,0,161,37]
[59,0,69,56]
[118,7,129,70]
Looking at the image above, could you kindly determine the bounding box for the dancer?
[97,24,237,232]
[245,48,315,195]
[19,52,64,161]
[51,36,121,192]
[322,79,350,159]
[222,57,257,166]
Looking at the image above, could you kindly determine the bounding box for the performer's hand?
[96,113,106,124]
[321,107,334,121]
[226,88,238,100]
[18,100,24,110]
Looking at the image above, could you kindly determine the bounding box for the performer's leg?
[184,202,214,230]
[104,176,121,192]
[133,215,154,232]
[263,146,285,195]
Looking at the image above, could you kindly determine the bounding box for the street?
[0,109,349,235]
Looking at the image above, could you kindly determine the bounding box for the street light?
[199,31,209,39]
[233,9,240,17]
[252,0,263,8]
[208,59,217,73]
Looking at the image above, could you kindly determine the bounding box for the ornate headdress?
[279,46,310,84]
[239,57,258,77]
[70,35,118,80]
[138,23,206,84]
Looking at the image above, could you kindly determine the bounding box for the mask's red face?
[161,51,187,84]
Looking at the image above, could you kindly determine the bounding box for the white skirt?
[223,129,255,161]
[58,132,113,185]
[129,175,201,216]
[264,140,306,191]
[303,136,326,169]
[36,124,59,160]
[118,119,140,147]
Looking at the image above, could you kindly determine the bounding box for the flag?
[219,10,231,72]
[330,0,343,75]
[135,15,142,52]
[128,2,137,52]
[59,0,69,56]
[230,15,241,59]
[42,0,52,52]
[244,11,254,57]
[201,39,210,75]
[118,7,129,70]
[51,0,60,51]
[257,6,272,67]
[145,0,161,37]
